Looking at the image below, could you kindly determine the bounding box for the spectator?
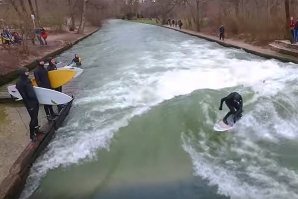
[168,19,171,26]
[219,25,225,41]
[35,28,44,45]
[290,17,295,43]
[41,28,47,45]
[34,59,58,121]
[47,58,64,113]
[16,67,43,141]
[178,20,183,29]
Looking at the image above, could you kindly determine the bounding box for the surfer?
[47,58,64,112]
[34,59,59,121]
[219,92,243,125]
[16,67,43,141]
[69,54,82,66]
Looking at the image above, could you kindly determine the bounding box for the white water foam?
[21,33,298,198]
[179,59,298,198]
[182,137,298,199]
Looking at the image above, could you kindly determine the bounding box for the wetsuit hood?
[234,94,241,102]
[18,67,29,78]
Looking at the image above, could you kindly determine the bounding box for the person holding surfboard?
[16,67,42,141]
[34,59,59,121]
[70,54,82,66]
[219,92,243,125]
[47,58,64,112]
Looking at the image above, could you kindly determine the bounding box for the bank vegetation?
[116,0,293,46]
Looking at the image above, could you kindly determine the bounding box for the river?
[20,20,298,199]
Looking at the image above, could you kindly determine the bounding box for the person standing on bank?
[34,59,58,121]
[219,25,225,41]
[16,67,43,141]
[47,58,64,113]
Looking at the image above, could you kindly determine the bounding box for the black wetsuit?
[47,62,63,112]
[219,26,225,40]
[219,92,243,124]
[71,57,81,66]
[34,64,55,117]
[16,74,39,139]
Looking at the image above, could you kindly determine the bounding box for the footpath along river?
[19,19,298,199]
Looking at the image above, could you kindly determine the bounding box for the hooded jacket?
[34,63,51,89]
[16,73,38,111]
[47,61,57,71]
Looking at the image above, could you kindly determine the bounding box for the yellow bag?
[78,57,82,62]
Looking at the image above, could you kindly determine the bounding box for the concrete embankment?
[0,27,100,199]
[162,25,298,64]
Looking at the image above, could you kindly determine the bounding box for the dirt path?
[164,26,298,63]
[0,26,99,187]
[0,104,46,184]
[0,26,98,76]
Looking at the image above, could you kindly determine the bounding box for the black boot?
[51,112,59,118]
[30,133,38,141]
[47,115,54,121]
[35,126,45,134]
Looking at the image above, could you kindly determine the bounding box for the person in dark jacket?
[219,92,243,125]
[219,25,225,41]
[70,54,81,66]
[47,58,64,113]
[294,18,298,43]
[178,20,183,29]
[290,17,295,43]
[16,67,42,141]
[34,59,58,120]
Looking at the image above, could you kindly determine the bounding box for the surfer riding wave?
[219,92,243,125]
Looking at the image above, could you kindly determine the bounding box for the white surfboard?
[59,64,83,78]
[7,85,72,105]
[214,114,237,132]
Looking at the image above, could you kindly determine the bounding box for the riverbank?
[0,26,99,86]
[0,26,100,199]
[127,19,298,64]
[163,26,298,64]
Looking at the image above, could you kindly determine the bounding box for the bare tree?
[34,0,39,23]
[27,0,35,16]
[67,0,80,31]
[185,0,201,31]
[77,0,88,34]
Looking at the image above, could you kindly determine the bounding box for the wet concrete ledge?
[0,99,73,199]
[0,27,100,88]
[161,26,298,64]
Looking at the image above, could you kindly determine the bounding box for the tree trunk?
[27,0,35,16]
[9,0,23,19]
[285,0,293,42]
[195,0,200,31]
[77,0,88,34]
[34,0,40,25]
[70,15,76,31]
[67,0,76,31]
[20,0,28,14]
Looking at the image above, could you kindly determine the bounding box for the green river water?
[19,20,298,199]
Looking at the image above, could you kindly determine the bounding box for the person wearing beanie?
[16,67,42,141]
[47,58,64,113]
[34,59,58,121]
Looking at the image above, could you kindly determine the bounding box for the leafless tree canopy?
[112,0,295,44]
[0,0,295,44]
